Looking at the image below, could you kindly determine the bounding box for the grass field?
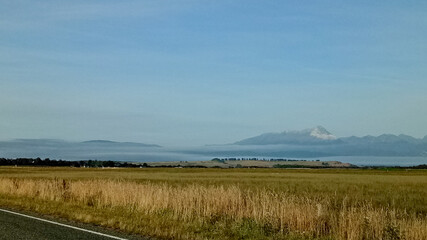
[0,167,426,239]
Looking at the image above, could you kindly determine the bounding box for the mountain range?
[236,126,427,145]
[235,126,339,145]
[1,127,427,161]
[229,126,427,157]
[0,139,162,161]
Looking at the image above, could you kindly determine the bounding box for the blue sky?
[1,1,427,146]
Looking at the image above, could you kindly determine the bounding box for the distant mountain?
[340,134,424,145]
[81,140,161,148]
[82,140,117,144]
[235,126,339,145]
[1,131,426,162]
[1,139,161,148]
[231,127,427,157]
[0,139,162,161]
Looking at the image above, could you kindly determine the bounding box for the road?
[0,208,148,240]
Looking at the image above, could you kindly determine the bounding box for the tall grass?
[0,176,425,239]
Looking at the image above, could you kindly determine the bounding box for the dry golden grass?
[0,167,426,239]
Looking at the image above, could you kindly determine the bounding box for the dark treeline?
[360,165,427,170]
[0,158,139,168]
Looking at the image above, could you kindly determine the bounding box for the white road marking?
[0,208,127,240]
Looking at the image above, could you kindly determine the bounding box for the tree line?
[0,158,139,168]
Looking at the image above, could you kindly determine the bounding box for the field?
[0,167,426,239]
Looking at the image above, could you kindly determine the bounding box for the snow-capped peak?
[309,126,337,140]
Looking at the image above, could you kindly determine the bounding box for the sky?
[1,1,427,146]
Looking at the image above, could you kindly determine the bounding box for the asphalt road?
[0,208,148,240]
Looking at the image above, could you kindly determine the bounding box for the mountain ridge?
[81,140,161,147]
[1,129,426,160]
[229,127,427,157]
[235,127,426,146]
[235,126,339,145]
